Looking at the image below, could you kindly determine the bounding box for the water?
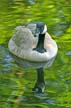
[0,0,71,108]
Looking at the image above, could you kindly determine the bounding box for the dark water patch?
[66,50,71,56]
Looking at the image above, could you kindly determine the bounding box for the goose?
[8,22,58,93]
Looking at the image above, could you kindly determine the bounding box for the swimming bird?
[8,22,58,93]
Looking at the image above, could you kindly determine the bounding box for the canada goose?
[8,22,58,93]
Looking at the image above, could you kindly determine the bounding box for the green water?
[0,0,71,108]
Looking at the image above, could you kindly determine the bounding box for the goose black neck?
[33,33,46,53]
[36,34,45,49]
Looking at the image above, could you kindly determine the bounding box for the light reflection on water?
[0,0,71,108]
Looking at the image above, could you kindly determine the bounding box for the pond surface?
[0,0,71,108]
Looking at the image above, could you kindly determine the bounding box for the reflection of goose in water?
[8,22,58,93]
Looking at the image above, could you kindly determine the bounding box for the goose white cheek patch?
[42,25,47,34]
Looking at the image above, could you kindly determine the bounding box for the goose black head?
[34,22,47,37]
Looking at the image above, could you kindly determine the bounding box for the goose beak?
[34,33,39,37]
[34,28,40,37]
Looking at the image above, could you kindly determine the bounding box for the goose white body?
[8,23,58,93]
[8,25,58,63]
